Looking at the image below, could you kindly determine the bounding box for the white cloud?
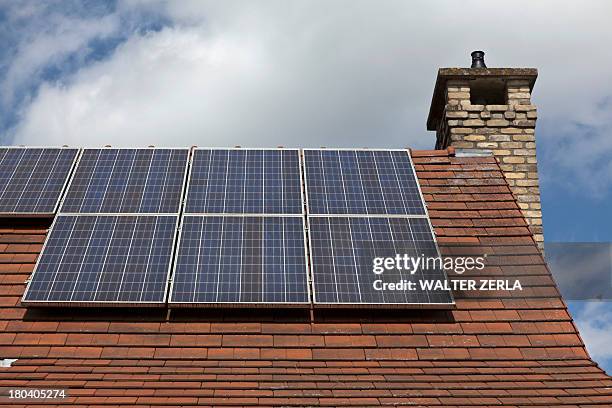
[2,15,118,106]
[0,2,121,109]
[13,27,272,146]
[572,302,612,372]
[5,0,612,181]
[539,100,612,196]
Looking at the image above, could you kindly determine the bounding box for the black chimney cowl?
[471,51,486,68]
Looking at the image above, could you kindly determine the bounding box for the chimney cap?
[471,50,487,68]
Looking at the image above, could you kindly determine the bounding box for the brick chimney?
[426,52,543,249]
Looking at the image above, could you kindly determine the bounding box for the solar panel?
[0,147,78,215]
[170,216,309,306]
[60,148,188,214]
[303,149,425,215]
[309,216,453,306]
[22,215,177,306]
[185,149,303,214]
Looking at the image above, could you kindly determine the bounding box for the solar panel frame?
[303,148,454,308]
[58,147,190,215]
[183,147,304,216]
[21,213,179,307]
[0,146,80,216]
[168,214,311,308]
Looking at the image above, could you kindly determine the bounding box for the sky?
[1,0,611,372]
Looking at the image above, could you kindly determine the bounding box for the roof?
[427,67,538,130]
[1,148,610,407]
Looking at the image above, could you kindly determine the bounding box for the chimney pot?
[471,51,487,68]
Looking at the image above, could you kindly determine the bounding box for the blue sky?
[1,0,611,373]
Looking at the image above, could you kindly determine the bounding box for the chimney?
[426,51,543,250]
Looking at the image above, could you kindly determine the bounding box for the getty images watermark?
[371,254,523,292]
[368,243,612,299]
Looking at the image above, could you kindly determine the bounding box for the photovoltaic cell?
[171,216,309,305]
[309,217,453,305]
[0,147,78,214]
[22,215,176,306]
[185,149,303,214]
[61,148,188,214]
[304,149,425,215]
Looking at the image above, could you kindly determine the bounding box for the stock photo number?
[5,388,67,400]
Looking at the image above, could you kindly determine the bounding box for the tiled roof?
[0,148,610,407]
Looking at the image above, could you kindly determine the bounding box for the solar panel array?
[304,149,453,307]
[21,147,453,309]
[0,147,78,215]
[23,148,189,307]
[171,149,309,306]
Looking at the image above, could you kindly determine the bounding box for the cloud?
[12,26,274,146]
[1,11,119,107]
[546,243,612,300]
[539,98,612,196]
[3,0,612,184]
[0,1,123,131]
[570,301,612,373]
[9,1,436,148]
[0,0,169,132]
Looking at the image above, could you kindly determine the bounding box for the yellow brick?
[502,156,525,164]
[447,92,470,99]
[464,135,487,142]
[516,179,538,187]
[512,134,536,142]
[505,172,526,179]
